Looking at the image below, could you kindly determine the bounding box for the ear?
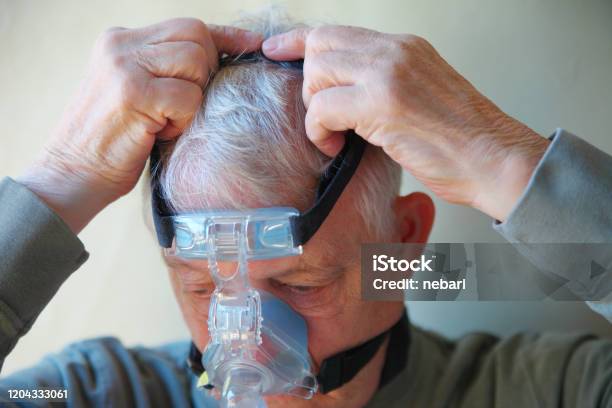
[394,192,435,243]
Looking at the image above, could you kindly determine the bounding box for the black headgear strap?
[150,52,367,248]
[187,313,411,395]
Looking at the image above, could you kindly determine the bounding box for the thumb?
[262,27,311,60]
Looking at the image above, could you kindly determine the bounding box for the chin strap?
[187,313,410,395]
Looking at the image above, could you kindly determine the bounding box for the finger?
[305,85,367,156]
[136,42,209,87]
[207,24,263,55]
[131,19,217,75]
[302,50,361,108]
[262,27,311,60]
[142,77,203,139]
[136,18,212,47]
[263,25,380,60]
[134,20,261,74]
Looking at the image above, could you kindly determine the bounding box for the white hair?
[154,10,401,238]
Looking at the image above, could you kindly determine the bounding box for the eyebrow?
[163,256,209,271]
[268,260,347,285]
[165,255,347,284]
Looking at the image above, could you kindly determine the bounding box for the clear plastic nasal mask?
[199,218,317,406]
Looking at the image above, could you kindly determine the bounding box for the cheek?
[298,273,366,364]
[180,295,211,350]
[169,271,212,350]
[304,301,395,368]
[287,280,350,318]
[298,267,361,318]
[305,308,366,367]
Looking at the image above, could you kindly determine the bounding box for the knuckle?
[179,42,208,83]
[217,24,232,38]
[396,34,430,55]
[307,26,322,41]
[97,27,126,52]
[108,52,130,71]
[96,28,134,71]
[306,26,327,48]
[315,24,340,38]
[184,41,206,61]
[303,78,319,102]
[179,18,208,38]
[412,34,431,48]
[308,90,324,111]
[116,77,143,109]
[380,36,424,78]
[133,45,154,71]
[302,53,317,75]
[308,90,331,122]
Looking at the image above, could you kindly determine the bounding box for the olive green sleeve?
[0,177,88,368]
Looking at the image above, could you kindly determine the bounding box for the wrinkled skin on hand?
[18,18,262,233]
[263,25,549,221]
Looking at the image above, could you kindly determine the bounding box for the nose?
[214,260,240,281]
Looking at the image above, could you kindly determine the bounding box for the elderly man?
[0,14,611,407]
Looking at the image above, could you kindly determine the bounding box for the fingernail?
[262,37,279,53]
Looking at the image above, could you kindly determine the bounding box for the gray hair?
[155,10,402,238]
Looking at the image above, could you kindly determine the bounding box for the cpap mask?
[150,53,393,407]
[198,221,316,407]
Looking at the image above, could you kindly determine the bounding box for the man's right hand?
[17,18,262,234]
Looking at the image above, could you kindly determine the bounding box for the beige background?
[1,0,611,375]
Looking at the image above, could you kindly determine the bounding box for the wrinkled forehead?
[172,181,317,214]
[170,249,347,281]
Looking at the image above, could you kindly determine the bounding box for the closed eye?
[270,280,323,295]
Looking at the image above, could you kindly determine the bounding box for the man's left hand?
[262,25,549,221]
